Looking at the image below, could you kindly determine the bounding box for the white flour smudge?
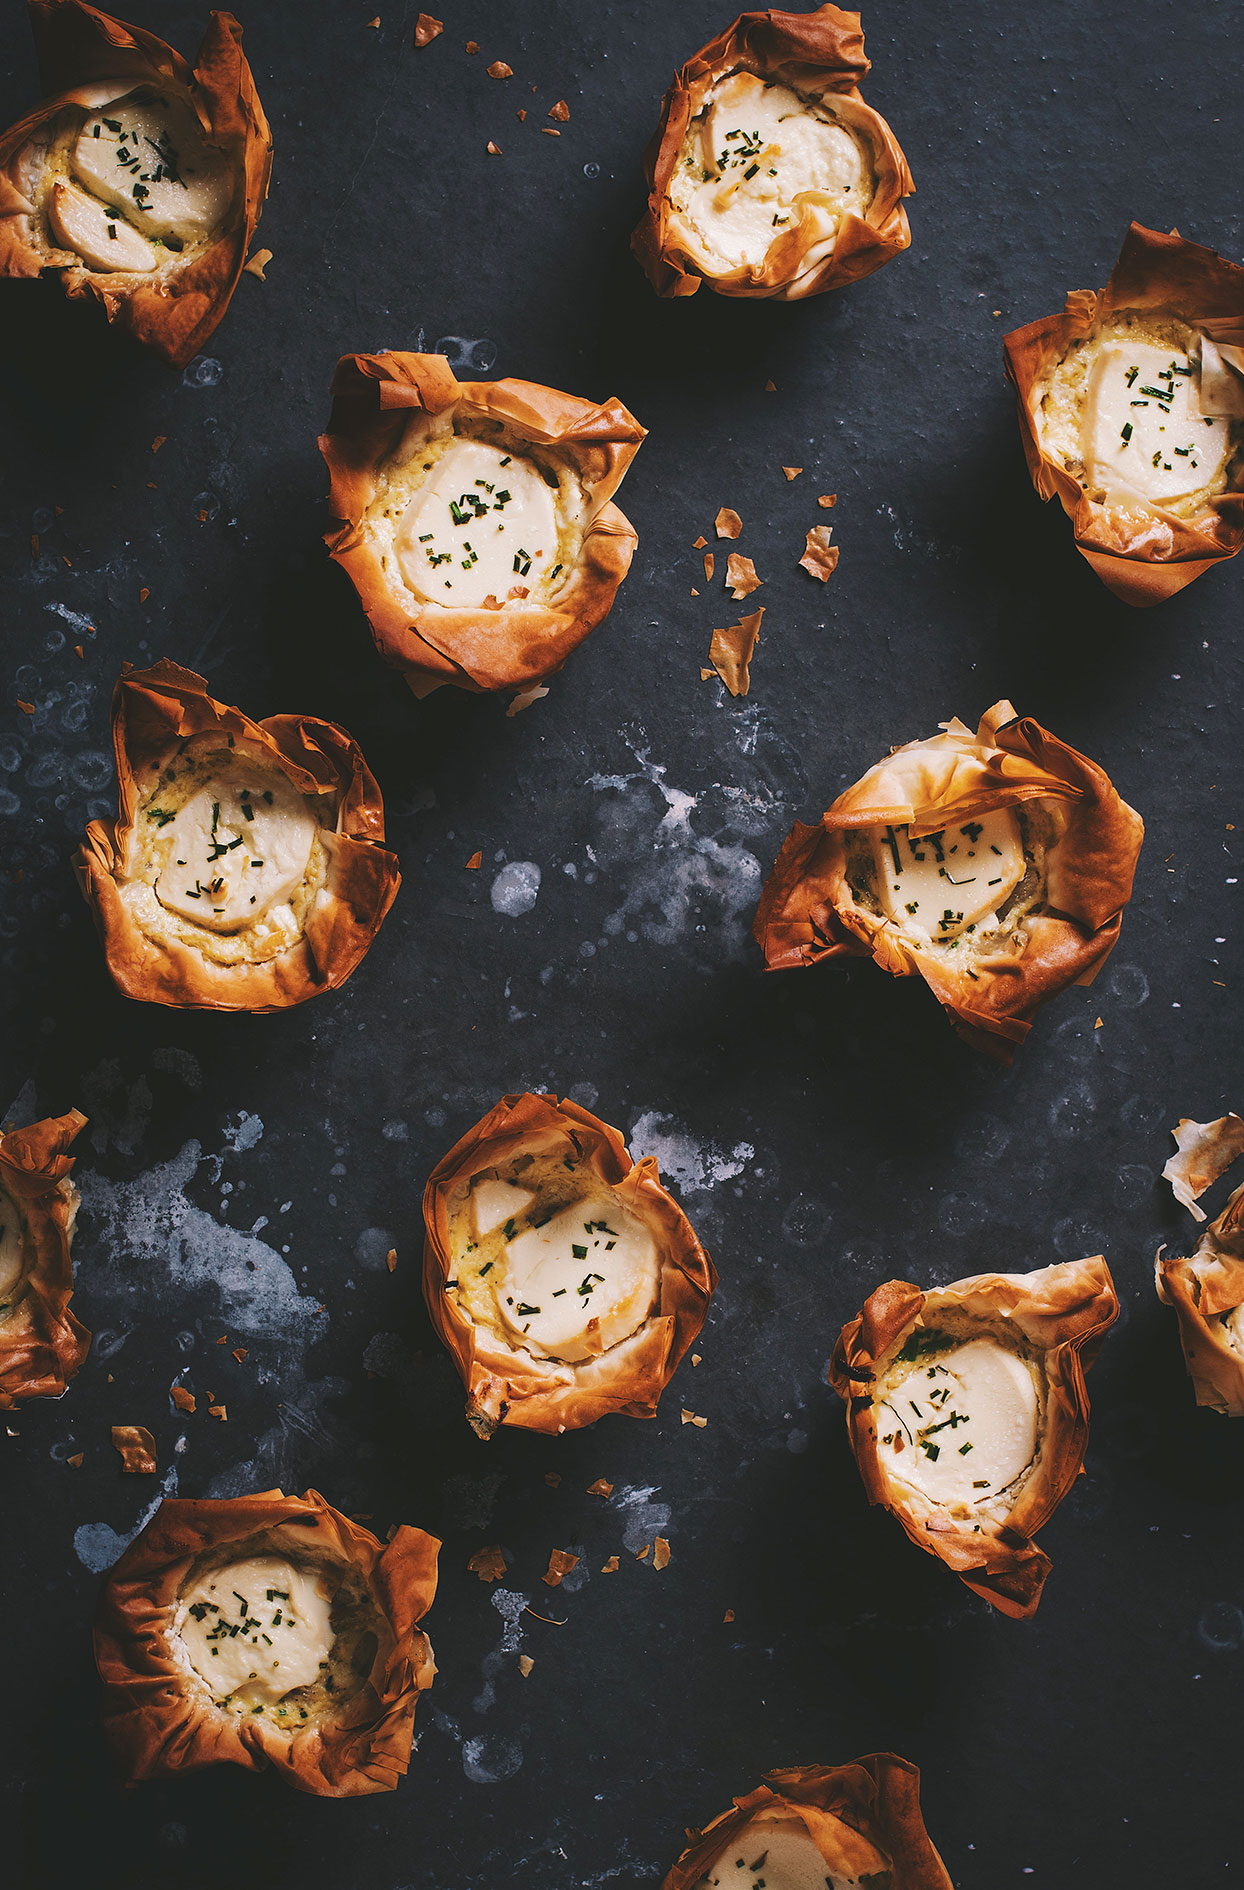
[491,861,542,916]
[74,1458,181,1573]
[473,1587,531,1713]
[628,1112,754,1194]
[610,1484,672,1556]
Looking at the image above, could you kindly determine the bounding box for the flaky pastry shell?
[1004,223,1244,606]
[1157,1181,1244,1418]
[663,1756,952,1890]
[631,5,913,301]
[94,1488,440,1796]
[0,1108,90,1408]
[753,699,1144,1059]
[75,659,401,1011]
[422,1093,716,1438]
[0,1,271,369]
[319,352,645,697]
[830,1258,1118,1619]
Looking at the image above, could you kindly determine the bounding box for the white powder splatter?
[221,1110,264,1154]
[610,1484,672,1555]
[74,1461,180,1572]
[473,1587,531,1713]
[491,861,542,916]
[79,1140,326,1340]
[628,1112,754,1194]
[462,1730,524,1783]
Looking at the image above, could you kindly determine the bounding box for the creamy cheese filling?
[121,734,328,966]
[71,95,234,245]
[669,70,873,274]
[450,1150,661,1363]
[694,1815,883,1890]
[369,417,586,611]
[1083,341,1228,504]
[27,87,235,276]
[0,1190,26,1319]
[875,1334,1042,1509]
[395,439,559,607]
[175,1555,334,1708]
[1036,313,1239,519]
[867,807,1025,944]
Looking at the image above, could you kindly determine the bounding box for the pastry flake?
[0,1107,89,1409]
[319,352,645,697]
[93,1488,439,1795]
[0,1,271,368]
[1004,223,1244,605]
[662,1755,952,1890]
[75,660,400,1011]
[753,699,1144,1059]
[830,1258,1118,1618]
[422,1093,716,1437]
[1157,1176,1244,1417]
[632,5,913,302]
[1162,1112,1244,1222]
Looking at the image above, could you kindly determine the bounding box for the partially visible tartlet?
[1005,223,1244,605]
[94,1488,440,1795]
[753,699,1144,1059]
[663,1756,953,1890]
[831,1259,1118,1618]
[76,661,401,1011]
[423,1093,716,1437]
[0,1108,90,1409]
[632,5,912,301]
[1157,1114,1244,1416]
[0,1,271,368]
[319,352,646,697]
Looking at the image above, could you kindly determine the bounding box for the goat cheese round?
[695,1816,876,1890]
[72,93,234,245]
[48,178,158,271]
[451,1159,662,1363]
[669,71,871,275]
[875,1336,1040,1507]
[175,1555,334,1705]
[395,440,559,607]
[1082,341,1229,505]
[867,807,1025,943]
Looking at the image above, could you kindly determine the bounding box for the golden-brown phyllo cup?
[663,1756,953,1890]
[1004,222,1244,606]
[422,1093,716,1439]
[830,1258,1118,1619]
[0,1108,90,1409]
[75,660,401,1012]
[0,1,271,369]
[753,699,1144,1060]
[1156,1113,1244,1416]
[319,351,646,699]
[95,1490,438,1795]
[631,5,913,303]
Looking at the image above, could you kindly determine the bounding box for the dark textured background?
[2,2,1243,1885]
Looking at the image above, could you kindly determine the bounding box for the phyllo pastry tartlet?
[94,1488,440,1795]
[0,1108,90,1409]
[830,1258,1118,1618]
[663,1756,952,1890]
[631,5,912,302]
[1004,223,1244,606]
[422,1093,716,1438]
[0,1,271,369]
[76,660,400,1012]
[753,699,1143,1059]
[1157,1115,1244,1416]
[319,352,646,698]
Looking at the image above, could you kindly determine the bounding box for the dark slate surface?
[2,2,1242,1885]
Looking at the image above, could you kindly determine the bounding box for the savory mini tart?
[0,1108,90,1409]
[422,1093,716,1437]
[0,2,271,369]
[94,1488,440,1795]
[1156,1115,1244,1416]
[663,1756,952,1890]
[830,1258,1118,1618]
[753,699,1144,1059]
[1005,223,1244,605]
[632,5,912,301]
[76,661,400,1011]
[319,352,646,697]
